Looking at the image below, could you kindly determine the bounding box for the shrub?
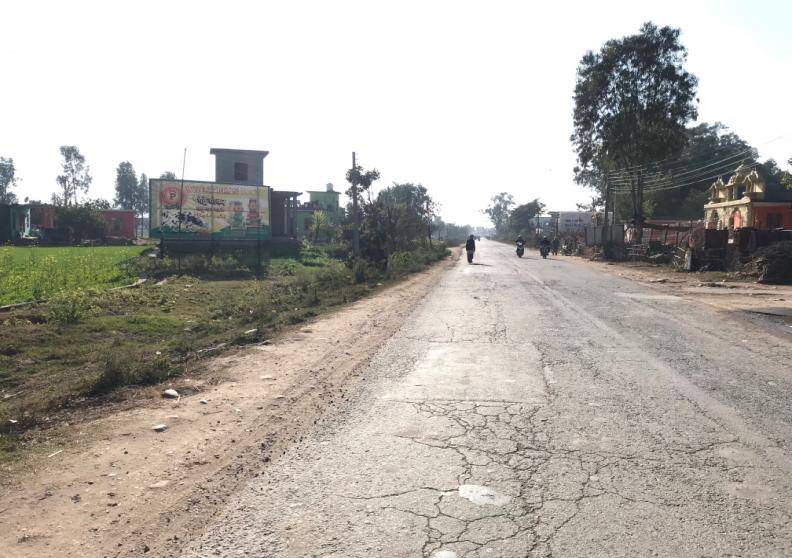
[48,289,96,325]
[138,355,174,385]
[352,259,377,284]
[387,251,419,275]
[92,356,130,394]
[91,352,176,394]
[51,204,108,244]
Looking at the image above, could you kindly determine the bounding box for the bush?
[48,289,96,325]
[138,355,174,384]
[352,259,381,284]
[387,251,420,275]
[93,356,130,394]
[51,205,108,244]
[92,352,176,394]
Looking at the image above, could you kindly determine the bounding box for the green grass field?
[0,246,148,305]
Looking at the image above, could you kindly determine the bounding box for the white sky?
[1,0,791,226]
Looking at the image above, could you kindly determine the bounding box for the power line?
[607,155,757,191]
[611,162,761,195]
[608,135,790,178]
[609,153,763,190]
[606,146,756,181]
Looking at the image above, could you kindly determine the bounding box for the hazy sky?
[1,0,790,226]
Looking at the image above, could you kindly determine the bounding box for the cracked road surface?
[182,240,792,557]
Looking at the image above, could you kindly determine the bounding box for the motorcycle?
[516,240,525,258]
[539,245,550,259]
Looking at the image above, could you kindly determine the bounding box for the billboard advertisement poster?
[149,180,270,240]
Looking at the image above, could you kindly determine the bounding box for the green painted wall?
[308,191,340,213]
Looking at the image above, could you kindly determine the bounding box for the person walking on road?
[465,234,476,264]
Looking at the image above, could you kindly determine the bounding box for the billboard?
[149,180,270,240]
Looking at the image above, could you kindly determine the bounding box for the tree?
[572,22,698,240]
[114,161,138,209]
[309,210,328,243]
[134,173,149,236]
[0,157,18,204]
[84,198,112,210]
[785,158,792,190]
[356,183,439,263]
[755,159,792,199]
[56,146,93,206]
[509,199,545,235]
[377,183,435,244]
[345,162,380,256]
[483,192,515,235]
[159,171,177,180]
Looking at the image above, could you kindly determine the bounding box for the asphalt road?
[182,240,792,557]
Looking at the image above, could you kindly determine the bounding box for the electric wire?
[611,162,761,195]
[607,157,758,191]
[601,134,787,180]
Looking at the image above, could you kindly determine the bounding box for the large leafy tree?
[509,199,545,235]
[572,22,698,238]
[358,183,438,262]
[0,157,18,204]
[56,146,93,206]
[159,171,177,180]
[114,161,138,209]
[483,192,515,235]
[377,182,435,243]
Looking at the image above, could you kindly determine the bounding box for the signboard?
[149,180,270,240]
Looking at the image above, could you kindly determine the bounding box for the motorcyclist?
[465,234,476,263]
[539,236,551,250]
[515,235,525,247]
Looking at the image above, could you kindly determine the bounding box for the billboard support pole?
[210,181,215,258]
[256,184,262,278]
[177,148,187,275]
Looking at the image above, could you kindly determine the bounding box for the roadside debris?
[742,241,792,285]
[162,389,179,399]
[152,424,167,432]
[698,281,737,288]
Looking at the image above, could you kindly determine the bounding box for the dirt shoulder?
[0,254,456,558]
[564,255,792,325]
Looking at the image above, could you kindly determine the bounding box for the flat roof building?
[209,148,269,186]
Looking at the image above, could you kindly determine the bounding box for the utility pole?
[351,152,360,257]
[636,169,644,244]
[602,172,610,244]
